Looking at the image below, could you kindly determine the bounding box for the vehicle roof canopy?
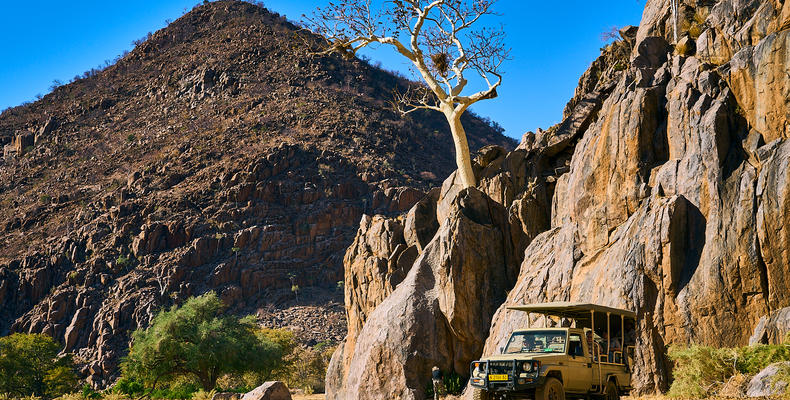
[506,302,636,320]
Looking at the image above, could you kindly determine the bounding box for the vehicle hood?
[480,353,568,362]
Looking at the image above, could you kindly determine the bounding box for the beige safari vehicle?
[470,302,636,400]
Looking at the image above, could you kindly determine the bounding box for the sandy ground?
[291,394,325,400]
[289,394,761,400]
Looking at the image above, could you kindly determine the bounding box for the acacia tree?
[306,0,509,188]
[0,333,77,398]
[121,292,282,392]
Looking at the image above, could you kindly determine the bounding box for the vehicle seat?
[568,341,584,357]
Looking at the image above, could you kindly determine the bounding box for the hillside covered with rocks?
[0,0,514,387]
[327,0,790,398]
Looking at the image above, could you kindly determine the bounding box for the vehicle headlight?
[473,362,485,377]
[520,361,539,374]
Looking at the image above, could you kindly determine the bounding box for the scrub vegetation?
[667,332,790,398]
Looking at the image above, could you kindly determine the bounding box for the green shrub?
[101,393,130,400]
[190,389,215,400]
[148,381,200,399]
[774,363,790,397]
[217,328,296,391]
[668,342,790,398]
[81,384,100,399]
[121,292,284,392]
[442,370,466,395]
[0,333,78,398]
[736,344,790,374]
[667,345,735,398]
[112,377,144,396]
[280,345,326,393]
[52,393,84,400]
[424,369,467,397]
[116,255,131,269]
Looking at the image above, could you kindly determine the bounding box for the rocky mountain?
[327,0,790,398]
[0,0,514,387]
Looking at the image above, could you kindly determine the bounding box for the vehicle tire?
[472,387,490,400]
[604,380,619,400]
[535,377,565,400]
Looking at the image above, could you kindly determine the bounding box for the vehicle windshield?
[504,330,567,354]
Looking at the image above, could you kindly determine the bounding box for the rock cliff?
[329,0,790,398]
[0,0,513,387]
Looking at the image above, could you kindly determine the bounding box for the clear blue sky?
[0,1,644,140]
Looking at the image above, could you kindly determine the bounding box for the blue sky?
[0,1,644,140]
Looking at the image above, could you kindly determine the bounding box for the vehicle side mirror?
[499,346,504,354]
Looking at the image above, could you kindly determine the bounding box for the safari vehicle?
[470,302,636,400]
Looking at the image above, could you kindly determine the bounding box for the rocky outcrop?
[327,22,634,400]
[329,188,519,399]
[334,0,790,397]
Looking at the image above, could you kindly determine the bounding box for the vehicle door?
[564,333,592,392]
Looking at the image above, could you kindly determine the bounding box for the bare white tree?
[670,0,678,43]
[305,0,509,188]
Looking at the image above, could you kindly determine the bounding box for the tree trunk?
[671,0,678,43]
[446,112,476,188]
[198,371,215,391]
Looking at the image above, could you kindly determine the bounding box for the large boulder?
[750,306,790,345]
[241,381,291,400]
[326,213,415,397]
[746,362,790,397]
[328,188,519,400]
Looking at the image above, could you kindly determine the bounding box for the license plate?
[488,374,509,381]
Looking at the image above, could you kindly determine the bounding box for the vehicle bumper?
[470,376,546,392]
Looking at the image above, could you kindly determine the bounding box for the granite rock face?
[332,0,790,397]
[477,0,790,394]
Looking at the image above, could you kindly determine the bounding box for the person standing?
[432,366,444,399]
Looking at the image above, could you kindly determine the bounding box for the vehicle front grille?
[488,361,514,375]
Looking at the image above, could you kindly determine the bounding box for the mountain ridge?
[0,0,514,387]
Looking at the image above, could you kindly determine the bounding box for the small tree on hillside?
[121,292,283,392]
[306,0,509,188]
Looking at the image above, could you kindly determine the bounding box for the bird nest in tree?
[431,52,450,76]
